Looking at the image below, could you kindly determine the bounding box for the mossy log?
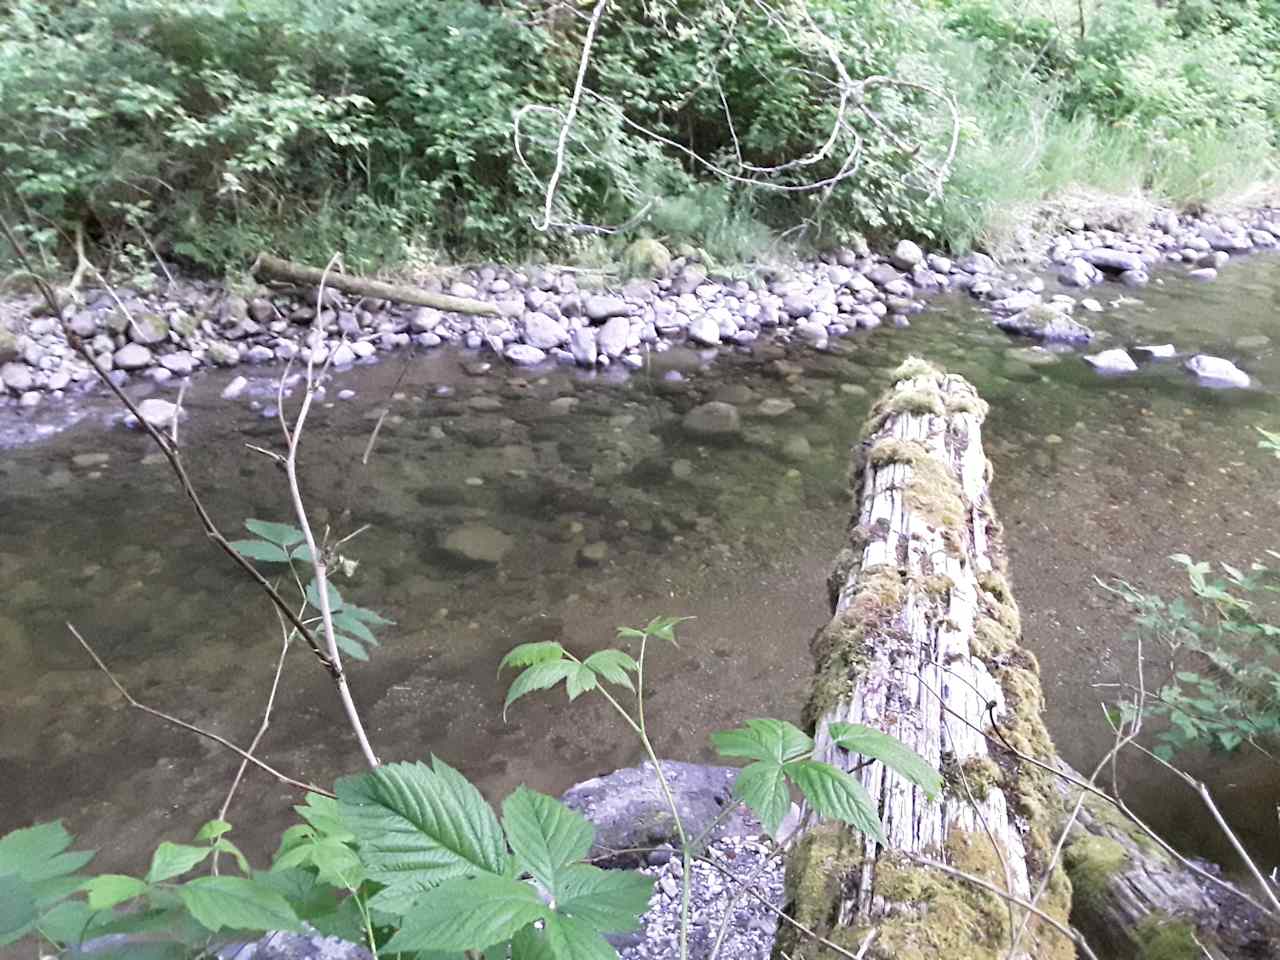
[251,253,499,316]
[781,358,1076,960]
[1057,766,1279,959]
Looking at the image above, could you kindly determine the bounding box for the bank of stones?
[2,208,1276,410]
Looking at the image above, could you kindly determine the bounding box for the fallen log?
[779,358,1279,960]
[779,357,1076,959]
[250,253,499,316]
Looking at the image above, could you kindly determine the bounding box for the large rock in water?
[1186,354,1250,387]
[596,315,630,358]
[443,524,514,564]
[995,305,1093,342]
[1083,248,1145,273]
[682,401,740,436]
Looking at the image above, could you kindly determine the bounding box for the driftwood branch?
[250,253,497,316]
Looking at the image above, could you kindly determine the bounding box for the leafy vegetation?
[4,0,1278,275]
[1109,427,1280,761]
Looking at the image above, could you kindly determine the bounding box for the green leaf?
[212,838,250,876]
[195,820,233,842]
[344,604,394,626]
[554,864,652,933]
[827,723,942,799]
[33,897,96,946]
[732,760,791,837]
[644,615,692,644]
[0,821,94,884]
[712,719,813,764]
[244,519,305,546]
[146,842,211,883]
[0,874,36,947]
[541,912,619,960]
[31,873,89,907]
[382,875,547,953]
[229,539,290,563]
[334,633,369,661]
[787,761,885,844]
[86,874,150,910]
[501,787,594,894]
[565,663,598,701]
[294,793,352,841]
[291,543,315,563]
[504,660,577,719]
[305,577,344,613]
[333,610,380,647]
[499,642,566,673]
[337,759,509,913]
[176,876,303,933]
[582,650,637,690]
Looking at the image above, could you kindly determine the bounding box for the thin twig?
[67,623,331,798]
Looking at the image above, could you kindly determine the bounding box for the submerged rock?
[442,524,514,564]
[1185,354,1250,388]
[995,305,1093,343]
[130,398,180,430]
[683,401,740,436]
[1134,344,1176,359]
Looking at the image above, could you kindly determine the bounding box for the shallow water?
[3,258,1279,887]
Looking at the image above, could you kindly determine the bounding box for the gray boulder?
[596,315,630,358]
[1201,226,1252,253]
[130,313,170,345]
[1,361,33,392]
[995,305,1093,343]
[1059,258,1099,287]
[1186,354,1249,387]
[113,343,153,370]
[585,295,631,322]
[504,343,547,366]
[686,314,720,347]
[956,252,997,274]
[523,312,568,349]
[569,326,598,367]
[1084,349,1137,373]
[891,239,924,269]
[1084,248,1145,273]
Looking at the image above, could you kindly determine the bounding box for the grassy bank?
[2,0,1278,280]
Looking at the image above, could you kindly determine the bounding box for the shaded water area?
[3,258,1280,888]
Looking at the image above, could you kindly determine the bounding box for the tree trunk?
[778,358,1075,959]
[1056,766,1279,959]
[251,254,499,316]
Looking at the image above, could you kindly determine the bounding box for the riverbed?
[2,257,1278,886]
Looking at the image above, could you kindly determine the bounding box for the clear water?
[3,259,1279,884]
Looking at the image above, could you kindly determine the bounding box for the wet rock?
[597,315,629,358]
[504,343,547,366]
[1201,225,1252,253]
[683,401,740,436]
[1119,269,1149,287]
[1,361,34,392]
[1188,267,1218,282]
[443,524,514,564]
[585,295,631,322]
[1186,354,1249,388]
[330,342,356,367]
[158,351,197,376]
[523,312,568,349]
[1084,248,1144,273]
[1235,334,1271,351]
[1133,344,1176,360]
[569,326,598,367]
[891,239,923,269]
[990,290,1041,314]
[756,397,796,417]
[781,434,811,461]
[18,390,40,408]
[130,313,170,345]
[207,342,240,367]
[1084,349,1137,373]
[132,398,180,429]
[995,305,1093,343]
[221,375,249,400]
[577,542,609,566]
[113,343,153,370]
[1080,298,1103,312]
[1059,258,1099,287]
[671,459,694,480]
[687,314,720,347]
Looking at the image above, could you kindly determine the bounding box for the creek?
[2,258,1279,886]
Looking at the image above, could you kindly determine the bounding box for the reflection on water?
[2,258,1279,882]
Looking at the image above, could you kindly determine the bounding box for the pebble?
[221,375,249,400]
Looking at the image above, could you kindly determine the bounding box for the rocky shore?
[2,208,1275,417]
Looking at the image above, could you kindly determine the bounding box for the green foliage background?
[3,0,1278,272]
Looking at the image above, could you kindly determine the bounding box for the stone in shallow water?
[112,343,153,371]
[504,343,546,366]
[995,305,1092,343]
[442,524,514,564]
[130,398,180,429]
[1134,344,1176,359]
[683,401,740,436]
[1236,334,1271,351]
[756,397,796,417]
[221,375,249,400]
[1186,354,1249,388]
[687,313,720,346]
[1084,349,1137,373]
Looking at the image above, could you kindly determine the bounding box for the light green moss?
[971,616,1017,660]
[978,570,1022,635]
[863,384,946,436]
[868,437,930,467]
[892,356,942,381]
[905,455,968,530]
[1062,835,1129,911]
[950,756,1002,802]
[783,822,864,932]
[919,574,956,599]
[1135,914,1200,960]
[945,391,990,418]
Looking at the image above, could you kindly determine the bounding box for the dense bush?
[3,0,1280,273]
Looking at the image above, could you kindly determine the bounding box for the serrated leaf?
[787,761,885,844]
[195,820,232,842]
[337,759,509,913]
[501,788,594,895]
[732,760,791,837]
[305,577,344,613]
[177,875,302,933]
[212,838,250,876]
[294,794,352,841]
[229,539,290,563]
[86,874,150,910]
[712,719,813,764]
[382,875,547,953]
[565,663,598,700]
[499,642,566,674]
[31,873,89,907]
[643,615,692,644]
[291,543,315,563]
[0,821,94,883]
[334,633,369,661]
[504,660,577,720]
[0,874,36,947]
[554,864,652,933]
[244,519,305,546]
[582,650,637,689]
[333,610,379,646]
[146,842,212,884]
[542,912,620,960]
[32,896,96,946]
[827,722,942,799]
[345,604,394,626]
